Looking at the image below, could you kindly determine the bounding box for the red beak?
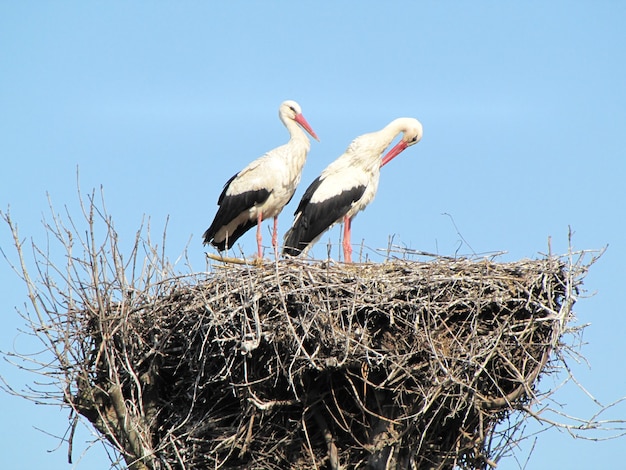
[294,113,320,141]
[381,140,408,167]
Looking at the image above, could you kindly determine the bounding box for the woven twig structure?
[70,254,585,470]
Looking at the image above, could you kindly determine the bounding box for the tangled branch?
[1,191,619,470]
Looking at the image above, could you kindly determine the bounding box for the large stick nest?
[72,255,581,470]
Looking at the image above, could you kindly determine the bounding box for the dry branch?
[0,195,615,470]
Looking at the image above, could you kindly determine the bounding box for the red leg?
[256,211,263,258]
[272,216,279,258]
[342,216,353,263]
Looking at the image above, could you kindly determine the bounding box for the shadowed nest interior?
[71,255,583,470]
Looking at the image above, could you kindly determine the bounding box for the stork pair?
[202,100,423,262]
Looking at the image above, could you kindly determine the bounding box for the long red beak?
[381,140,408,167]
[294,113,320,141]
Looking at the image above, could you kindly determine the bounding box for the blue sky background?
[1,2,625,469]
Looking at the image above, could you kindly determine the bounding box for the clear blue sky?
[1,2,625,469]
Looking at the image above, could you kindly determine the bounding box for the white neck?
[281,115,308,143]
[379,118,413,146]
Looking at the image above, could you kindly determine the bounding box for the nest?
[72,255,581,470]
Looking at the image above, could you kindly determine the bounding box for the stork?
[282,118,423,262]
[203,100,319,258]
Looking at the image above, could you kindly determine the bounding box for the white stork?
[282,117,423,262]
[203,100,319,258]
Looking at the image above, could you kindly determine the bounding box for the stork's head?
[280,100,320,141]
[381,118,423,167]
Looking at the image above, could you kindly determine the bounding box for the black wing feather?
[203,172,271,249]
[283,181,366,256]
[293,176,324,216]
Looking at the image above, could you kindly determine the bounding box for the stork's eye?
[289,106,297,113]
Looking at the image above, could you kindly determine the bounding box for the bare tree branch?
[1,192,621,470]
